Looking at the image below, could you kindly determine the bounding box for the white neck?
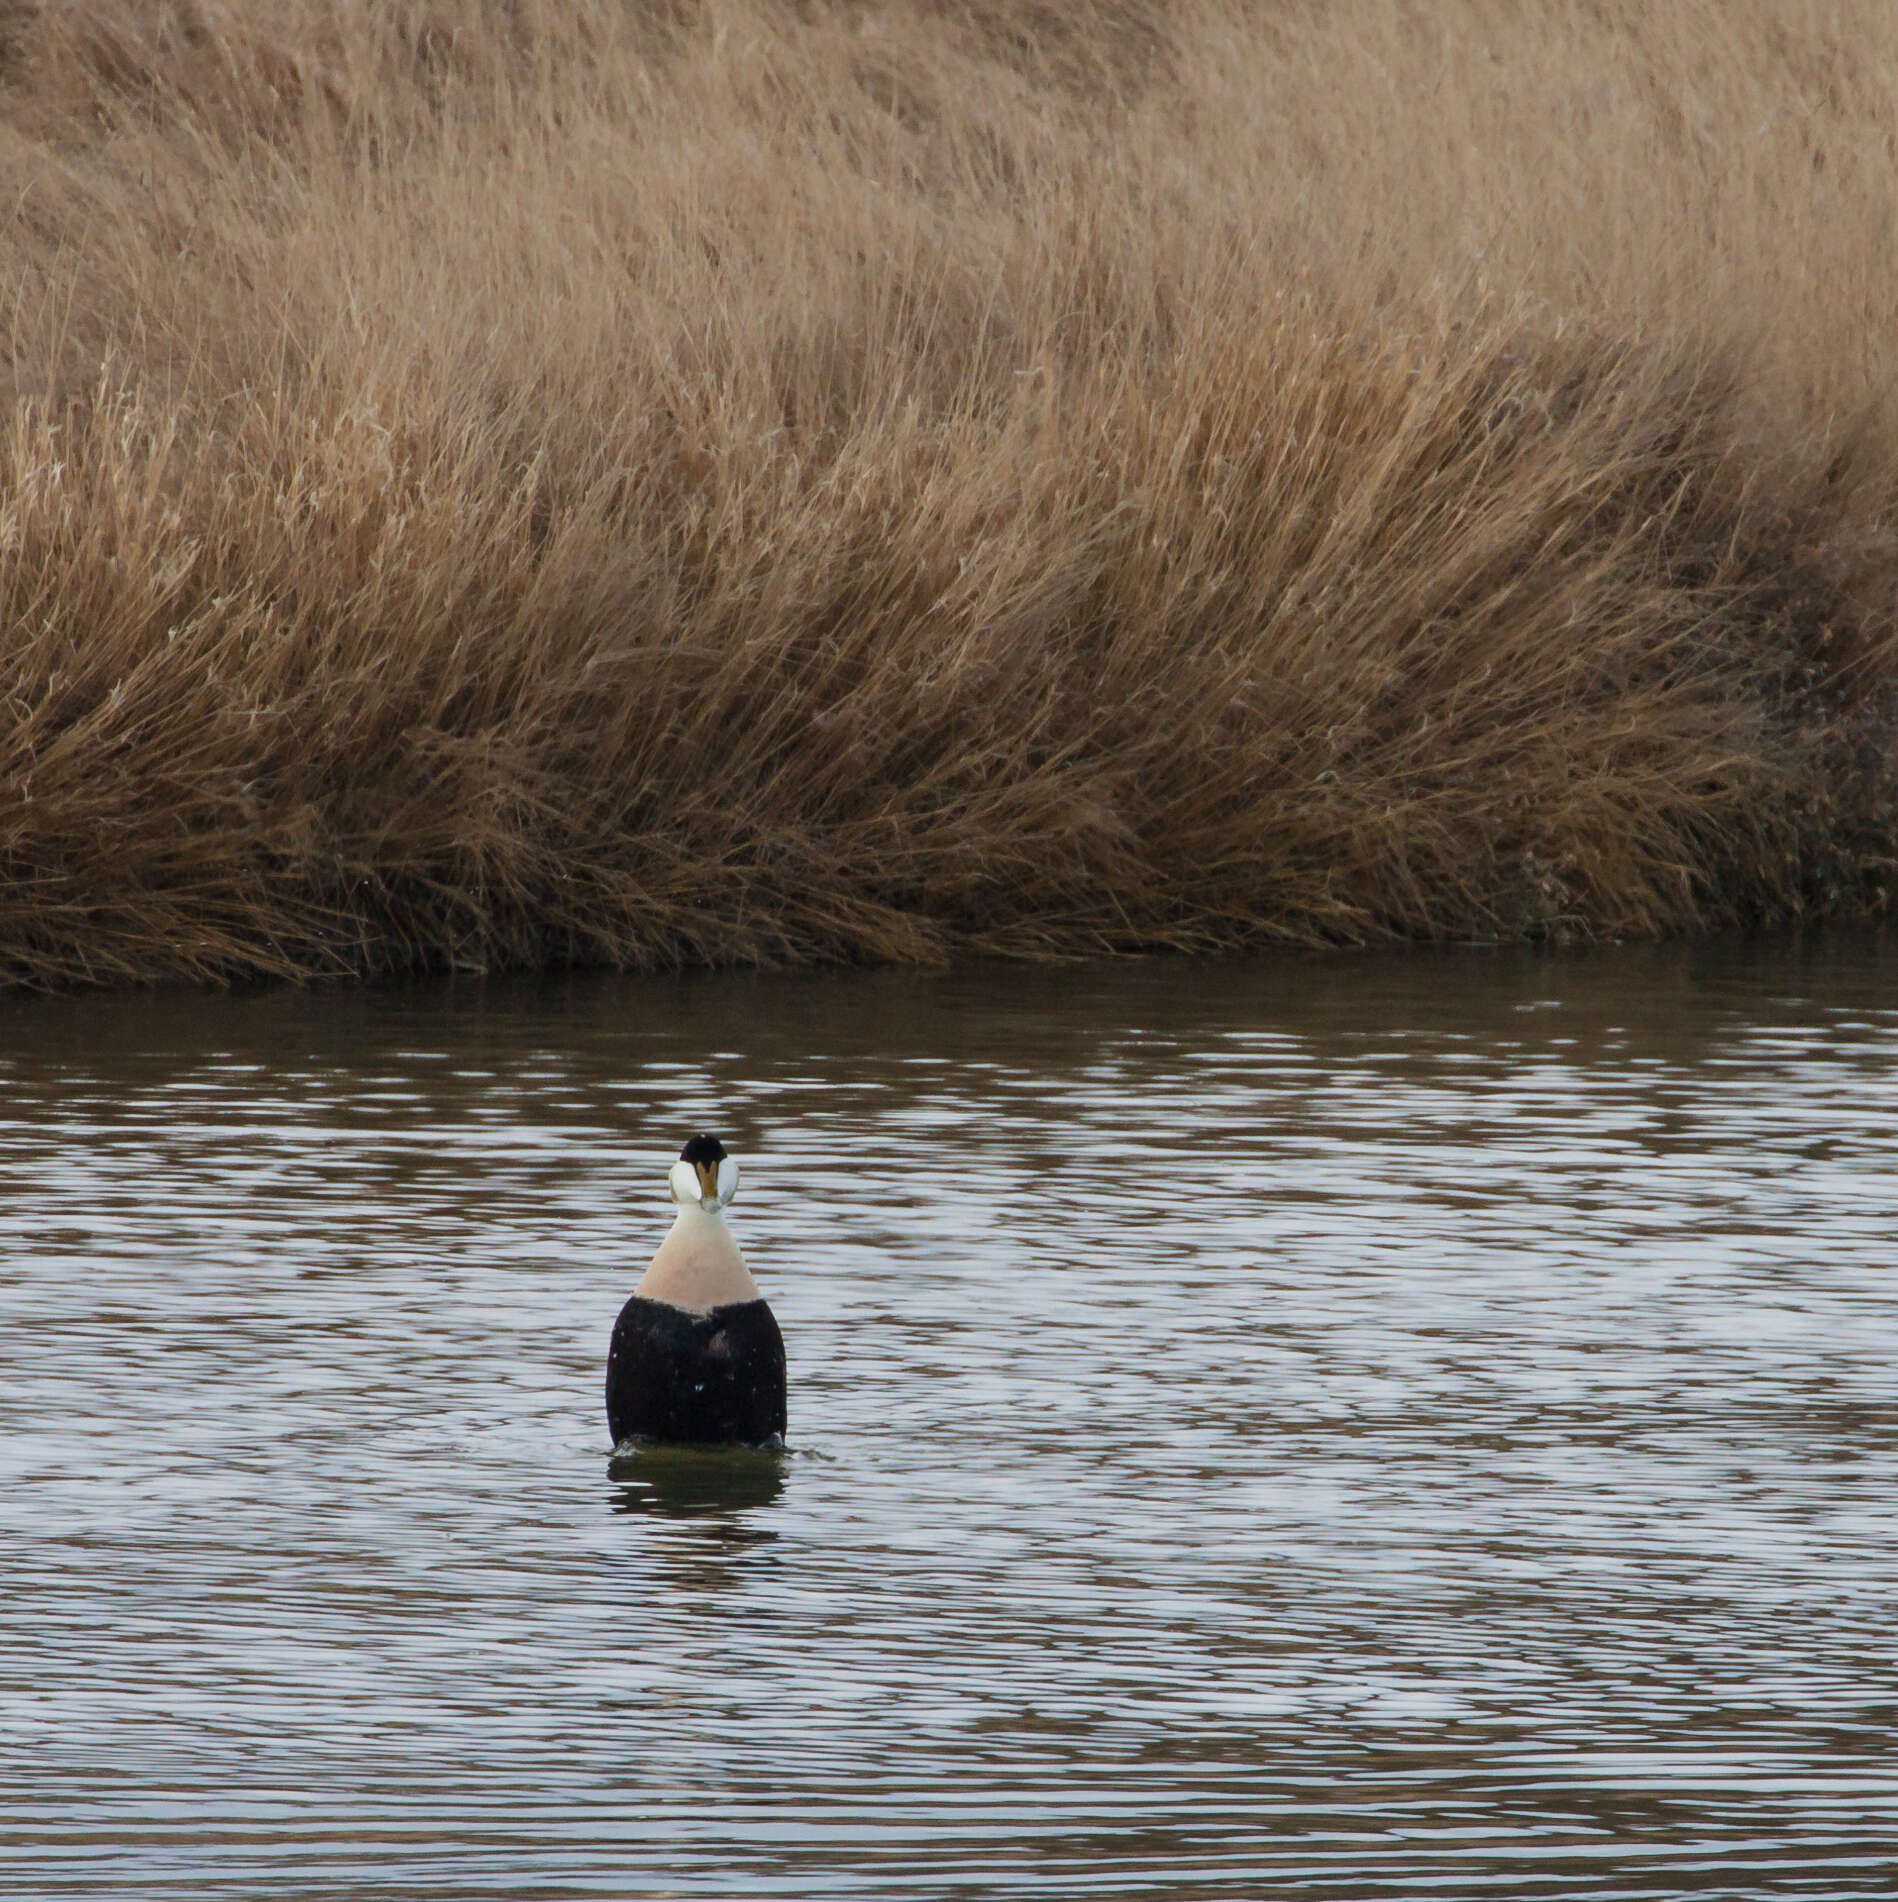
[633,1203,760,1314]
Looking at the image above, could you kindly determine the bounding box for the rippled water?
[4,939,1897,1898]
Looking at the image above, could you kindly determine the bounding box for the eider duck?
[605,1135,787,1447]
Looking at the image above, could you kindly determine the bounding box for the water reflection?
[608,1443,787,1518]
[2,933,1897,1899]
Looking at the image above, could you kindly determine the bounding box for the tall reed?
[2,0,1895,985]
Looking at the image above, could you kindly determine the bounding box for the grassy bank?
[3,0,1896,986]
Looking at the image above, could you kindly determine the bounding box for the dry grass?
[2,0,1897,986]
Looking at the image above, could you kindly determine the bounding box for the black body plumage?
[605,1294,787,1446]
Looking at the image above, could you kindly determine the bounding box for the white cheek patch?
[668,1159,699,1205]
[716,1155,740,1204]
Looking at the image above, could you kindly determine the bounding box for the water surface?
[3,939,1896,1897]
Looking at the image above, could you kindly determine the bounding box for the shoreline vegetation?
[2,1,1897,989]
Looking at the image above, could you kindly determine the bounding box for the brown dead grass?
[2,0,1897,986]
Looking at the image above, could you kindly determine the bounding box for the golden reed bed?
[2,1,1895,986]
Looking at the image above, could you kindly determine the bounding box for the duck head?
[668,1133,739,1215]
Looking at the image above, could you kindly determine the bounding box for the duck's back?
[606,1294,787,1446]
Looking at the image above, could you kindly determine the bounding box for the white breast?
[633,1206,761,1314]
